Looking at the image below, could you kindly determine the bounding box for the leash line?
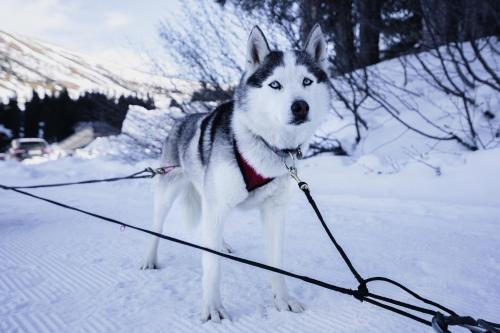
[284,159,497,333]
[297,183,458,317]
[364,277,457,316]
[1,166,178,190]
[361,296,432,326]
[1,168,154,189]
[366,293,438,316]
[299,182,365,286]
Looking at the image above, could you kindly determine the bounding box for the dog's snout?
[291,100,309,124]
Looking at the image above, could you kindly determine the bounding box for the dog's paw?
[201,304,230,323]
[274,295,305,313]
[140,258,159,270]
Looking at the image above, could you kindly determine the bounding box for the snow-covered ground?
[1,150,499,333]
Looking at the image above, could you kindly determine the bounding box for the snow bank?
[302,148,500,207]
[320,39,499,163]
[87,105,181,160]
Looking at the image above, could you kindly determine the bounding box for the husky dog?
[141,24,330,322]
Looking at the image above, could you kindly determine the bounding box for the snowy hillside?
[322,39,500,163]
[0,30,197,106]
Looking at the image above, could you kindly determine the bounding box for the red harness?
[234,142,273,192]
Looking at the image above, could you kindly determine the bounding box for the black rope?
[361,296,432,326]
[366,292,437,316]
[298,182,366,287]
[294,180,500,333]
[364,277,457,316]
[2,168,155,190]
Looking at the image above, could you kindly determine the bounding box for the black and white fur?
[141,24,330,322]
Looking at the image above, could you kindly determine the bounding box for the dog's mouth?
[257,135,302,159]
[289,118,310,126]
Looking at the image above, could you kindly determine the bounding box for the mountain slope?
[0,30,196,106]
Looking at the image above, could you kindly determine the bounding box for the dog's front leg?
[200,200,229,323]
[261,199,304,313]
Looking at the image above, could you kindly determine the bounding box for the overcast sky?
[0,0,183,69]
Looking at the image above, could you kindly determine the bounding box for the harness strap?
[233,140,273,192]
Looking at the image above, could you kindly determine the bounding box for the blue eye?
[303,77,313,86]
[269,80,282,90]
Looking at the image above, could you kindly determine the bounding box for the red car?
[8,138,51,161]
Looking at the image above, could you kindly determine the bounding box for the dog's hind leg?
[141,171,185,270]
[177,182,201,229]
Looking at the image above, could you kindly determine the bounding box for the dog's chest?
[234,146,274,192]
[237,176,290,210]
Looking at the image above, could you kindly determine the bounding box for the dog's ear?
[246,26,271,72]
[304,24,327,66]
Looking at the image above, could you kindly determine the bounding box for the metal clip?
[145,166,179,178]
[155,167,167,175]
[296,147,303,160]
[432,313,500,333]
[283,151,306,186]
[288,166,301,183]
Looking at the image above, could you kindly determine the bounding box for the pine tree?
[5,97,22,139]
[381,0,422,58]
[358,0,383,67]
[24,90,42,138]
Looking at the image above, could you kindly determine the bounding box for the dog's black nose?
[291,100,309,124]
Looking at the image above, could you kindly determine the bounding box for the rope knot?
[354,281,369,302]
[298,181,309,191]
[144,167,157,178]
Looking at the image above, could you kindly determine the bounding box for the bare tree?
[156,0,297,107]
[410,1,500,149]
[156,0,249,104]
[155,0,499,156]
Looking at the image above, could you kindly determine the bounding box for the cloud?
[105,12,131,28]
[87,47,150,70]
[0,0,164,72]
[0,0,74,36]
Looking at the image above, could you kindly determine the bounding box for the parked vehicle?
[8,138,51,161]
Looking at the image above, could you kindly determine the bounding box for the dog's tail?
[178,182,201,229]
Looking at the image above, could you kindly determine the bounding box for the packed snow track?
[1,155,499,333]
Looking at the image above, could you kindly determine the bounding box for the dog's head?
[236,24,330,151]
